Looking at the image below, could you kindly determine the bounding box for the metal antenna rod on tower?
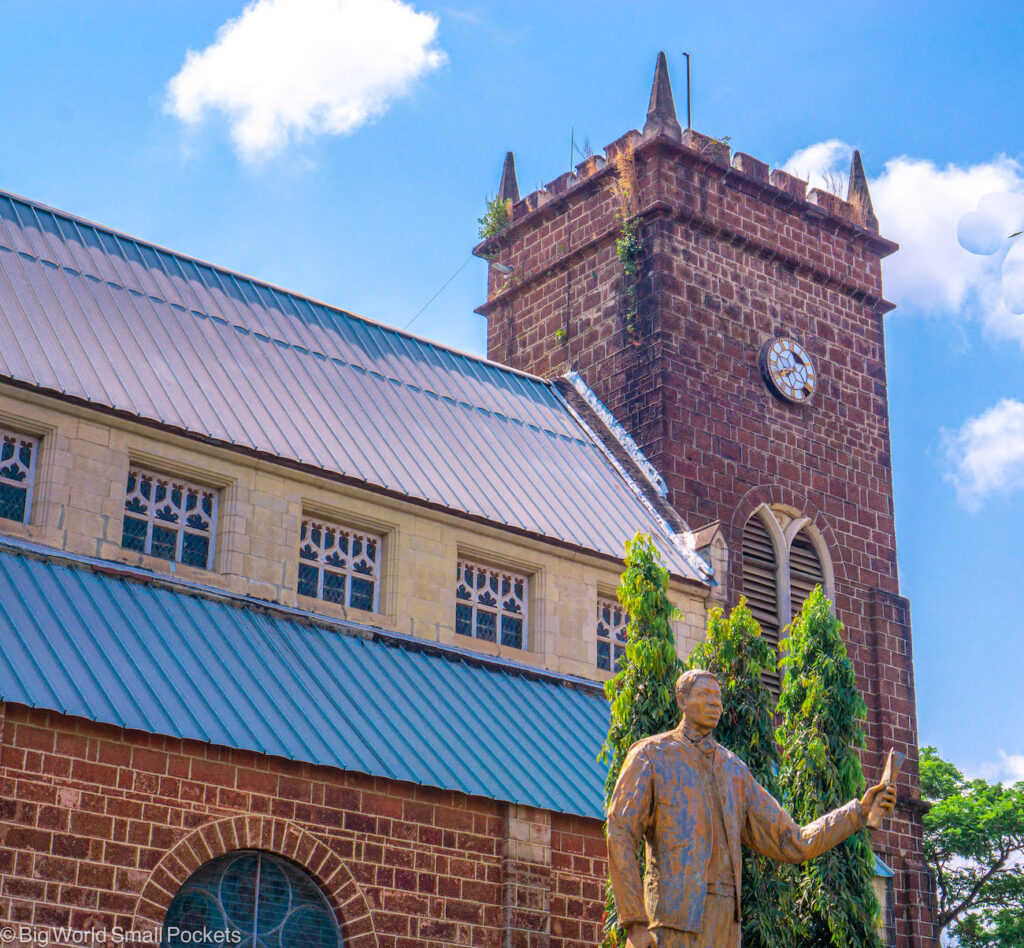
[682,52,691,128]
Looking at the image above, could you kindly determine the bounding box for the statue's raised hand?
[861,748,903,829]
[860,781,897,825]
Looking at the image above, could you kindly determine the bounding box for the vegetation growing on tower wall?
[608,147,644,334]
[477,194,511,241]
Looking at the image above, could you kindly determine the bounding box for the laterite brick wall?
[478,130,937,945]
[0,704,607,947]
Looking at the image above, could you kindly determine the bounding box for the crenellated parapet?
[475,120,895,329]
[477,125,888,263]
[475,42,891,296]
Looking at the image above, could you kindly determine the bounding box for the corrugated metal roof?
[0,543,610,818]
[0,189,705,580]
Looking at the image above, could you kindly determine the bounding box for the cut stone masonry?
[474,52,937,947]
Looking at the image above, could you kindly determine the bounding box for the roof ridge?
[0,534,606,695]
[549,384,714,584]
[0,186,550,388]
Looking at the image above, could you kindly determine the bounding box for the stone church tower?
[476,53,938,946]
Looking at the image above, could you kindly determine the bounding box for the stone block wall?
[0,389,708,684]
[477,130,937,945]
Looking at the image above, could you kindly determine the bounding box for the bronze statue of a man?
[607,669,897,948]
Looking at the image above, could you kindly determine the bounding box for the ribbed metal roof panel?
[0,547,610,818]
[0,190,702,579]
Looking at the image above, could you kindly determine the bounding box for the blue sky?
[1,1,1022,781]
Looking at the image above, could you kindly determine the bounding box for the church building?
[0,55,935,946]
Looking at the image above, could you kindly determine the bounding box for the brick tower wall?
[477,129,937,946]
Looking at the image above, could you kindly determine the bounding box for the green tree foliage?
[477,194,511,240]
[688,598,778,795]
[775,586,882,948]
[687,598,793,948]
[599,532,682,947]
[920,746,1024,946]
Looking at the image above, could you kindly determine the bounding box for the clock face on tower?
[759,337,816,404]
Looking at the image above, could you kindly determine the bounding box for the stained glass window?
[0,429,38,524]
[121,468,217,569]
[298,518,380,612]
[596,597,628,671]
[163,851,342,948]
[455,560,527,649]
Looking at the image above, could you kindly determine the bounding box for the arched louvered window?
[164,851,342,948]
[741,513,781,654]
[741,506,834,692]
[789,528,825,618]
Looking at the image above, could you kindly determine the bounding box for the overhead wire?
[404,255,475,330]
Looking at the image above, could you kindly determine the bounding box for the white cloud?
[781,141,1024,341]
[973,749,1024,786]
[165,0,446,161]
[782,138,852,193]
[873,156,1024,325]
[943,399,1024,510]
[958,190,1024,256]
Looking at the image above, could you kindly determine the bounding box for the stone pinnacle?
[643,51,682,141]
[847,150,878,232]
[498,151,520,205]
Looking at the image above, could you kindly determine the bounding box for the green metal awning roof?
[0,541,610,819]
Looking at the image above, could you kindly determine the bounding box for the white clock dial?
[760,337,816,404]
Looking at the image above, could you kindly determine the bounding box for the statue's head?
[675,669,722,733]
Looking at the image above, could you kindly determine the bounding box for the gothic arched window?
[740,505,834,687]
[789,527,826,618]
[164,851,342,948]
[741,512,781,653]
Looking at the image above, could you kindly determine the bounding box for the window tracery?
[121,468,217,569]
[298,519,380,612]
[596,597,628,671]
[0,429,38,524]
[455,560,526,649]
[163,851,342,948]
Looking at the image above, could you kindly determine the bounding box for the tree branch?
[940,854,1008,928]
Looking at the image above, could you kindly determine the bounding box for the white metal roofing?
[0,189,705,580]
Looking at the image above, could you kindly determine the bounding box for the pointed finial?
[498,151,520,204]
[847,150,878,231]
[643,51,682,141]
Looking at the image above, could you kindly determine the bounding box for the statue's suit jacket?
[606,727,866,932]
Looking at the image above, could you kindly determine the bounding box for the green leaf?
[920,745,1024,945]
